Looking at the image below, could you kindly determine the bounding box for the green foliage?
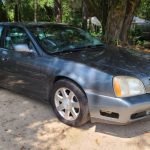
[2,0,82,23]
[62,0,82,27]
[1,0,149,43]
[90,30,102,37]
[137,0,150,20]
[2,0,54,21]
[111,39,121,46]
[62,0,72,23]
[129,25,142,37]
[136,40,146,45]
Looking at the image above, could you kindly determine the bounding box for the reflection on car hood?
[54,46,150,77]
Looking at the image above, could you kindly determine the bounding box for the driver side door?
[1,26,47,99]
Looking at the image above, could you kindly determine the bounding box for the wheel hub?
[54,88,80,121]
[64,100,71,109]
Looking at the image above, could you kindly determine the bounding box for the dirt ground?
[0,89,150,150]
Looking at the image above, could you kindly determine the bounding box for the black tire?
[51,79,89,127]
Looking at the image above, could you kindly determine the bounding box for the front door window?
[5,27,35,53]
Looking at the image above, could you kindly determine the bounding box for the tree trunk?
[44,5,54,21]
[104,0,127,43]
[82,0,88,30]
[105,0,141,44]
[100,0,109,35]
[14,0,21,22]
[120,0,141,42]
[34,0,38,22]
[0,2,8,21]
[86,0,141,44]
[54,0,62,23]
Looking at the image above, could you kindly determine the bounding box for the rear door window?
[0,26,4,47]
[0,26,3,37]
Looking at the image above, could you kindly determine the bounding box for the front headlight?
[113,76,145,97]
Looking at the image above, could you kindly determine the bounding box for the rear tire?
[51,79,89,127]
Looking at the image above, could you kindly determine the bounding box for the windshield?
[29,25,103,53]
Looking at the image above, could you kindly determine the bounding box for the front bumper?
[86,91,150,125]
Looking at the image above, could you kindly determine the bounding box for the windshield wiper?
[73,44,104,50]
[50,44,104,54]
[50,49,84,54]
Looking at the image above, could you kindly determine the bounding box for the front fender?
[55,61,115,97]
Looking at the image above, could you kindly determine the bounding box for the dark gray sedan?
[0,22,150,126]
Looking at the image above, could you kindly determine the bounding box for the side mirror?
[14,44,34,53]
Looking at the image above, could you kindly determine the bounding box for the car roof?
[0,22,69,28]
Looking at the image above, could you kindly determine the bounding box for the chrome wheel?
[54,87,80,121]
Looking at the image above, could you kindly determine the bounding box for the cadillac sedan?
[0,22,150,127]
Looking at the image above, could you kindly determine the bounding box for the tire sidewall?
[51,79,89,127]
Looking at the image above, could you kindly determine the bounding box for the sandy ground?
[0,89,150,150]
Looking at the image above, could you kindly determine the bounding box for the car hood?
[53,46,150,77]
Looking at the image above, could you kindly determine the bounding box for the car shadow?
[1,89,150,140]
[81,119,150,138]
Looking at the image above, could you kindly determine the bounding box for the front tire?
[51,79,89,127]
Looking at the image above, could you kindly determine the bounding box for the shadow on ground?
[81,119,150,138]
[0,89,150,150]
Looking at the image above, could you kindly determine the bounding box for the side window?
[0,26,3,38]
[5,27,35,52]
[0,26,4,47]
